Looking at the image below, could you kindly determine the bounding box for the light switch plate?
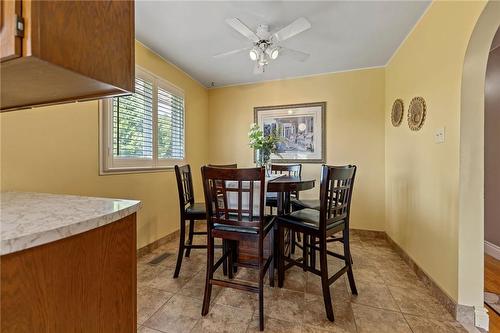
[435,127,445,144]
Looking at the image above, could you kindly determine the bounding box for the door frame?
[459,2,500,330]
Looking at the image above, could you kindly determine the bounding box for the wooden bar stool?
[266,164,302,253]
[201,166,274,331]
[291,165,355,265]
[173,164,213,278]
[266,164,302,214]
[276,165,358,321]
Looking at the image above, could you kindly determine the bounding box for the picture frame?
[254,102,326,163]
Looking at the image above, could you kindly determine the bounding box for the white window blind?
[157,85,185,160]
[113,77,154,159]
[100,66,185,173]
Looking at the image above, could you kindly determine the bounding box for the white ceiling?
[136,1,430,88]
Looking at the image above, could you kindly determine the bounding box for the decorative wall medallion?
[391,99,404,127]
[408,97,426,131]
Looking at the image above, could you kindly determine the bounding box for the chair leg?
[343,228,357,295]
[185,219,194,258]
[259,249,265,331]
[227,240,234,279]
[302,234,309,272]
[277,226,285,288]
[202,232,215,316]
[222,240,228,276]
[291,231,296,254]
[319,241,334,321]
[310,236,316,270]
[338,238,354,264]
[232,240,238,274]
[173,218,186,278]
[259,281,264,331]
[269,228,275,287]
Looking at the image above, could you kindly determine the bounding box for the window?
[100,66,185,173]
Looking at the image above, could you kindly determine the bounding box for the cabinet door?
[0,0,22,61]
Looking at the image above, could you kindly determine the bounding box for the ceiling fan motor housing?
[256,24,270,39]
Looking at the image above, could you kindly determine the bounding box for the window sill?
[99,166,175,176]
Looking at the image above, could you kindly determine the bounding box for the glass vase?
[256,149,272,176]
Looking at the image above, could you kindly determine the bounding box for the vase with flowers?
[248,123,282,175]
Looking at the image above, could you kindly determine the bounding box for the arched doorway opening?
[484,26,500,332]
[459,1,500,330]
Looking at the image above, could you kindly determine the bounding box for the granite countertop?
[0,192,141,255]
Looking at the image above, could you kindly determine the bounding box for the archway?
[459,1,500,330]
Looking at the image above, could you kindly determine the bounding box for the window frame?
[99,65,186,174]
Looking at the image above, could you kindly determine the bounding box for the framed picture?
[254,102,326,163]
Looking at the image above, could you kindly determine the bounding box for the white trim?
[209,65,385,90]
[137,64,185,98]
[475,306,489,331]
[384,2,432,67]
[99,66,186,175]
[485,240,500,260]
[136,40,206,90]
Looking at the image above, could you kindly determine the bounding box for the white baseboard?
[485,240,500,260]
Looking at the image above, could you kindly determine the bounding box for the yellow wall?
[0,41,209,249]
[208,68,386,231]
[385,1,486,301]
[0,1,493,312]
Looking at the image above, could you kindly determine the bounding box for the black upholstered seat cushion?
[290,198,321,211]
[185,202,206,216]
[277,208,345,232]
[213,215,275,234]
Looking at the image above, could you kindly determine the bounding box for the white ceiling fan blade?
[272,17,311,42]
[213,47,251,58]
[226,18,260,43]
[280,47,310,62]
[254,63,265,75]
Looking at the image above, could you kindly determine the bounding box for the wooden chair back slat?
[319,165,357,232]
[270,163,302,176]
[270,164,302,198]
[238,180,243,221]
[249,181,254,220]
[175,165,195,209]
[202,166,266,230]
[208,163,238,168]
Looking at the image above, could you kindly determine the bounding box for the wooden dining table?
[267,175,316,215]
[235,175,316,268]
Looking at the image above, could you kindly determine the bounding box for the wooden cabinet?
[0,0,135,111]
[0,213,137,333]
[0,0,22,61]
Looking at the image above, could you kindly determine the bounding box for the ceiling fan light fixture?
[249,48,259,61]
[267,47,280,60]
[217,17,311,74]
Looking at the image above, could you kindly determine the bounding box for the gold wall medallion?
[391,99,404,127]
[408,97,426,131]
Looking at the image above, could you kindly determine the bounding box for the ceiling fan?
[214,17,311,74]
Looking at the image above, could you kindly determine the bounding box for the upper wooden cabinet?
[0,0,135,111]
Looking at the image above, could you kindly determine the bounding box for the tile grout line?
[138,233,465,332]
[401,313,417,333]
[243,309,256,333]
[357,238,431,333]
[350,298,360,333]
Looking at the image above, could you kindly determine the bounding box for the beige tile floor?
[137,231,467,333]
